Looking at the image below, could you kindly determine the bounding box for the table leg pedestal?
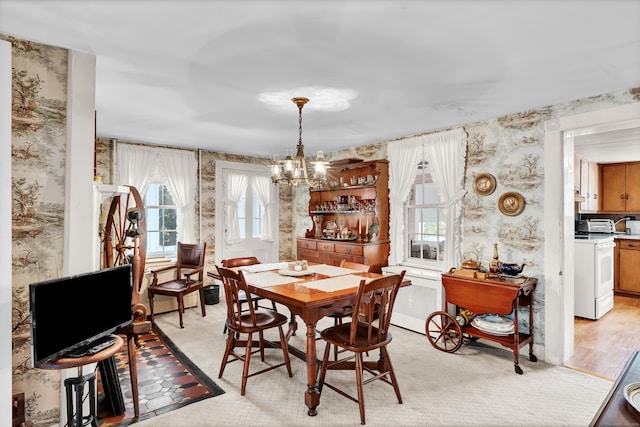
[305,323,320,416]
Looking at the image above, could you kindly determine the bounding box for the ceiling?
[1,1,639,159]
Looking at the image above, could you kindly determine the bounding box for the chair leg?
[380,346,402,404]
[148,291,155,321]
[198,287,207,318]
[177,294,184,328]
[355,352,366,425]
[241,332,253,396]
[258,330,265,361]
[277,325,293,377]
[219,332,236,378]
[317,341,332,393]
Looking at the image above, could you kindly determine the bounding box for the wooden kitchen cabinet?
[615,239,640,296]
[296,159,390,273]
[601,162,640,213]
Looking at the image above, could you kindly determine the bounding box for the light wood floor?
[565,294,640,379]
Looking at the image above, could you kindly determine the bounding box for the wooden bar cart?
[426,269,537,374]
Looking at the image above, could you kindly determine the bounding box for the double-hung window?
[405,160,446,266]
[145,183,178,258]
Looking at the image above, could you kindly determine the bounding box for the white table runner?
[243,271,303,288]
[237,262,289,273]
[297,274,373,292]
[309,264,364,277]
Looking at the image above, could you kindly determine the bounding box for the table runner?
[309,264,363,277]
[296,274,373,292]
[244,271,303,287]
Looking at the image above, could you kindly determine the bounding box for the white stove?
[574,235,616,320]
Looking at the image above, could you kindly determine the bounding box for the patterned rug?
[97,323,224,426]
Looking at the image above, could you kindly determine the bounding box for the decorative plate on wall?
[498,192,525,216]
[473,173,496,196]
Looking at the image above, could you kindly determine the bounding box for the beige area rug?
[135,303,613,427]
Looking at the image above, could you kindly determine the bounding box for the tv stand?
[64,335,119,358]
[38,334,123,427]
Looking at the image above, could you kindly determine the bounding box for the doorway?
[543,101,640,367]
[214,160,279,264]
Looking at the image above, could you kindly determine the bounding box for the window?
[145,183,178,257]
[236,190,262,239]
[405,161,446,265]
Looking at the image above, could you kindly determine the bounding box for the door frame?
[543,101,640,365]
[214,160,279,264]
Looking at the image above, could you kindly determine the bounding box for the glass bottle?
[489,243,500,273]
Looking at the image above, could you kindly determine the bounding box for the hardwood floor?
[565,294,640,379]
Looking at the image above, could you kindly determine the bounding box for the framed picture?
[498,192,525,216]
[473,173,496,196]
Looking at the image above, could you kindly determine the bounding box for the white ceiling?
[1,1,639,158]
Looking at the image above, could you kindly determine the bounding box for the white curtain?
[116,144,157,195]
[251,175,274,242]
[159,150,197,243]
[116,144,198,243]
[387,138,421,265]
[418,128,468,271]
[225,173,248,244]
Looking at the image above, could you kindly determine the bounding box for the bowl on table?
[497,262,525,276]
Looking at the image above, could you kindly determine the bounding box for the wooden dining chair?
[318,270,406,425]
[148,242,207,328]
[220,257,278,333]
[216,266,292,395]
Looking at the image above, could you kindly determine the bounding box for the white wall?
[1,38,13,427]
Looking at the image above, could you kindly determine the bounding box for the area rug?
[97,323,225,426]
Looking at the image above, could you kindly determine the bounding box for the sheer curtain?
[159,150,197,243]
[225,173,247,244]
[116,144,157,196]
[116,144,198,243]
[251,175,274,242]
[418,128,468,271]
[387,138,421,265]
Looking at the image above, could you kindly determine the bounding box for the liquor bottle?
[489,243,500,273]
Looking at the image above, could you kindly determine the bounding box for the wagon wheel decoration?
[425,311,463,353]
[103,185,146,294]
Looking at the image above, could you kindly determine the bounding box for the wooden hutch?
[296,159,390,273]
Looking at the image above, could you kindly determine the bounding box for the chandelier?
[271,97,329,188]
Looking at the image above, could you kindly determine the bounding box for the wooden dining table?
[207,263,409,416]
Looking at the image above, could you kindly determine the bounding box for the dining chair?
[216,266,293,395]
[317,270,406,425]
[148,242,207,328]
[220,257,278,333]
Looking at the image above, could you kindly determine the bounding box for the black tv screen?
[29,264,133,367]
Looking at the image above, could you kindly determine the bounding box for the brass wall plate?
[498,192,525,216]
[473,173,496,196]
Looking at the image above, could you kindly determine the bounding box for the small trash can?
[203,284,219,305]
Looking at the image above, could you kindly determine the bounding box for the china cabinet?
[296,159,390,273]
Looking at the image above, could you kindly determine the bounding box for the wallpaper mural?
[5,35,69,426]
[7,31,640,426]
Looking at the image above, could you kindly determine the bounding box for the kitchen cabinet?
[601,162,640,213]
[296,159,390,273]
[575,155,600,212]
[616,239,640,296]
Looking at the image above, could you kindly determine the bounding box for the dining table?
[207,262,410,416]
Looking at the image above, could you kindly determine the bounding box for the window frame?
[403,161,447,269]
[144,182,179,259]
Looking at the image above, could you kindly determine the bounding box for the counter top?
[614,234,640,240]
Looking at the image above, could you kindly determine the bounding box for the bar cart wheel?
[425,311,463,353]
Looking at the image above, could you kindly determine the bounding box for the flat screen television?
[29,264,133,367]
